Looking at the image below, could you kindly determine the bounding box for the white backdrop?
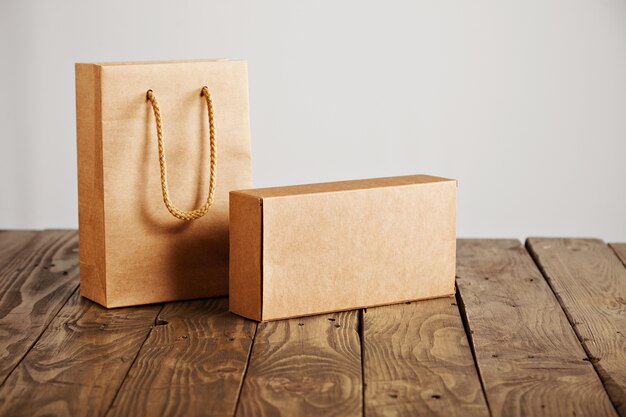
[1,0,625,240]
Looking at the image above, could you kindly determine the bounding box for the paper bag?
[75,59,251,307]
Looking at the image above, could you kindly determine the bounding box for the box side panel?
[99,60,251,307]
[75,63,107,306]
[229,192,262,321]
[261,180,456,320]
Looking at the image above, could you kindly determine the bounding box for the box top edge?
[231,174,456,199]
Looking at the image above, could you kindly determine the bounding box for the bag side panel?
[76,63,107,306]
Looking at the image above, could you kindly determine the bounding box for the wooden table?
[0,230,624,417]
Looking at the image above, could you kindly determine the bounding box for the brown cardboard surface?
[229,192,262,320]
[233,174,451,199]
[76,60,252,307]
[229,175,457,321]
[76,63,106,305]
[81,59,236,66]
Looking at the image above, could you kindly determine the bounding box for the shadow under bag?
[75,59,252,308]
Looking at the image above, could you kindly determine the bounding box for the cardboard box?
[229,174,457,321]
[76,60,252,307]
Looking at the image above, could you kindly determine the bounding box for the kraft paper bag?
[75,59,252,308]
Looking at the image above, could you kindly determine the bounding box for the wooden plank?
[236,311,361,417]
[457,239,617,417]
[0,230,79,384]
[363,297,490,417]
[609,243,626,267]
[0,230,39,270]
[107,298,256,417]
[0,291,161,417]
[527,238,626,417]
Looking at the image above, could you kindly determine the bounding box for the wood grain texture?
[107,298,256,417]
[0,291,160,417]
[457,239,617,417]
[610,243,626,267]
[363,298,489,417]
[0,230,79,384]
[0,230,39,270]
[236,311,362,417]
[527,238,626,416]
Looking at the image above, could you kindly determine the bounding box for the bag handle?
[146,87,216,221]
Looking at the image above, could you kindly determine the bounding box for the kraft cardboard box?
[229,174,457,321]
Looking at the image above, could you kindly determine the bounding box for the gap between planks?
[609,243,626,268]
[358,309,366,417]
[455,290,493,417]
[232,322,259,417]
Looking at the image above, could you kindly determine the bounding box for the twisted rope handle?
[146,87,216,221]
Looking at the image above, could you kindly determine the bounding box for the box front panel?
[261,181,456,320]
[100,61,252,306]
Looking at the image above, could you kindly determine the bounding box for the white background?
[1,0,625,240]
